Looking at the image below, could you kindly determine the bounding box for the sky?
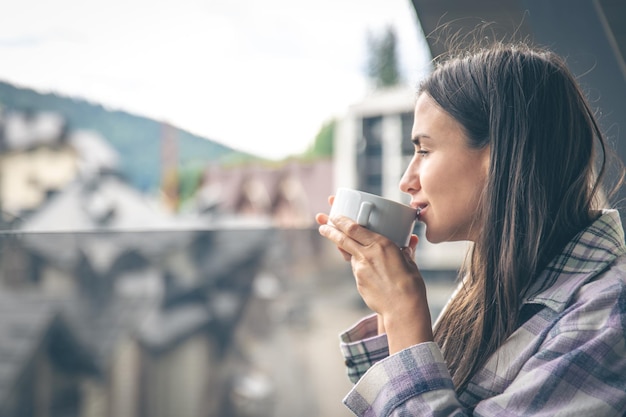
[0,0,431,160]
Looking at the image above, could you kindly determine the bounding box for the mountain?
[0,80,257,192]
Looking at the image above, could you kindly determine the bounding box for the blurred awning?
[410,0,533,58]
[410,0,625,64]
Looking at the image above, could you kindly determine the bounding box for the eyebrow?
[411,134,432,144]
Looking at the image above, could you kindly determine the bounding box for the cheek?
[424,163,482,209]
[420,162,450,196]
[451,171,488,219]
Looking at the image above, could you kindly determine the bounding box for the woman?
[316,42,626,416]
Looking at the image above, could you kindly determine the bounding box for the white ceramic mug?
[329,188,417,247]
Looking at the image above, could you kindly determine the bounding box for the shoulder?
[525,211,625,312]
[558,255,626,333]
[578,252,626,303]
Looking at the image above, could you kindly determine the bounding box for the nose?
[399,155,420,195]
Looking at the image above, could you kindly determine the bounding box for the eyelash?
[416,148,429,157]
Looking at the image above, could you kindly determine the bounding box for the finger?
[337,247,352,261]
[315,212,329,225]
[408,234,419,252]
[410,234,419,247]
[400,234,419,259]
[329,214,381,247]
[316,194,335,225]
[318,222,363,256]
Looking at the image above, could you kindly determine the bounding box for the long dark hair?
[422,42,623,391]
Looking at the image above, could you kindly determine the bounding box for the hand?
[317,211,433,353]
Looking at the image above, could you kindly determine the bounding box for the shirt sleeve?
[341,286,626,416]
[342,341,461,416]
[339,314,390,383]
[343,328,626,417]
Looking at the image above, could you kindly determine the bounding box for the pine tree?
[366,26,403,88]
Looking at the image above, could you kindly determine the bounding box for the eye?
[416,148,429,157]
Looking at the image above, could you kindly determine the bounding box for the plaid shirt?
[340,210,626,416]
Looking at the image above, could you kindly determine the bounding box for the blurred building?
[192,159,333,228]
[334,86,416,203]
[0,110,76,220]
[0,108,120,225]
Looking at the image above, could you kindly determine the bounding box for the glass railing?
[0,226,457,417]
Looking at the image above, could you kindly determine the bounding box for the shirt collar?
[523,209,626,312]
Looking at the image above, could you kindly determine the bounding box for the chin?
[424,229,444,244]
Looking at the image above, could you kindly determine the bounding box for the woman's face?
[400,93,490,243]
